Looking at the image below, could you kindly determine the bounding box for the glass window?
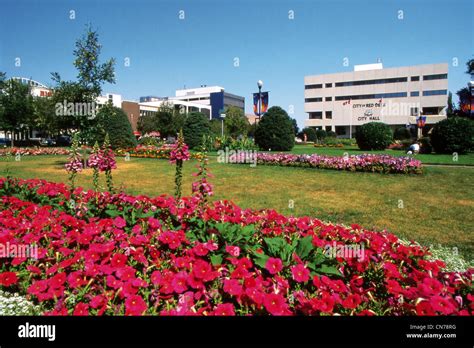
[423,74,447,81]
[335,126,346,135]
[410,107,419,116]
[335,92,407,101]
[325,111,332,119]
[305,84,322,89]
[335,76,407,87]
[325,96,332,101]
[410,91,419,97]
[422,90,447,96]
[411,76,420,81]
[309,112,322,119]
[305,97,322,102]
[325,83,332,88]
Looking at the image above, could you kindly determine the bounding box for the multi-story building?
[304,63,448,137]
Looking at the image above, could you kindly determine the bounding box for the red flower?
[419,277,443,296]
[171,271,189,294]
[113,216,126,228]
[430,296,456,315]
[90,295,107,309]
[50,272,67,288]
[192,260,216,282]
[0,272,18,287]
[223,279,243,296]
[263,293,289,315]
[73,302,89,316]
[110,253,128,268]
[291,264,310,283]
[67,271,87,289]
[342,294,362,310]
[213,303,235,316]
[125,295,147,315]
[416,301,436,315]
[265,257,283,275]
[27,280,48,296]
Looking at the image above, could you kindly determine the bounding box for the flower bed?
[0,147,70,157]
[116,145,202,160]
[247,153,422,174]
[0,177,471,316]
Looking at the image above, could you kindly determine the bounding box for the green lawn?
[1,155,473,260]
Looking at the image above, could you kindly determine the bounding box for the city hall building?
[304,63,448,137]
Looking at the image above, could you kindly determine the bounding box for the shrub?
[255,106,295,151]
[315,129,327,140]
[326,130,337,138]
[96,104,137,149]
[394,127,412,140]
[138,136,161,146]
[183,112,211,149]
[419,137,432,154]
[430,117,474,154]
[355,122,393,150]
[300,127,317,142]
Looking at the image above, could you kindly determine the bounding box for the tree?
[355,122,393,150]
[183,112,210,149]
[137,112,160,134]
[32,96,58,137]
[224,106,249,138]
[291,118,299,135]
[0,77,34,147]
[447,91,455,117]
[94,103,137,149]
[393,126,412,140]
[466,58,474,76]
[51,25,115,143]
[255,106,295,151]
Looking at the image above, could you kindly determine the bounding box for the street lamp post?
[257,80,263,121]
[220,113,226,137]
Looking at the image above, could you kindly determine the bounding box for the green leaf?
[252,252,270,269]
[313,264,341,277]
[105,209,121,217]
[295,236,313,260]
[210,254,223,266]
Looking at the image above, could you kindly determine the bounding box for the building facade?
[304,63,448,137]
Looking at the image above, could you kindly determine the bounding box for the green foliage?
[430,117,474,154]
[254,106,295,151]
[95,103,137,149]
[0,78,35,146]
[315,129,327,140]
[223,106,249,138]
[300,127,317,142]
[355,122,393,150]
[138,136,161,146]
[32,96,57,137]
[182,112,210,149]
[393,127,412,140]
[326,130,337,138]
[291,118,299,135]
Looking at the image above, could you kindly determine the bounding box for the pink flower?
[171,271,189,294]
[125,295,147,315]
[223,279,243,296]
[263,293,289,315]
[212,303,235,316]
[73,302,89,316]
[291,264,310,283]
[265,258,283,274]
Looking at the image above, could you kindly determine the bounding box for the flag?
[253,93,260,116]
[261,92,269,113]
[417,116,426,128]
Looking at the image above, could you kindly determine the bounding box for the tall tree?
[51,25,116,143]
[447,91,455,117]
[223,106,249,138]
[0,78,34,146]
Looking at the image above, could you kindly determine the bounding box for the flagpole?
[349,99,352,139]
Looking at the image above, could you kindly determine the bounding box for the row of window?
[305,90,447,103]
[305,74,447,89]
[308,107,443,119]
[309,111,332,119]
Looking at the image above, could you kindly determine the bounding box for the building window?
[305,97,322,102]
[325,111,332,119]
[325,83,332,88]
[309,112,322,119]
[422,89,447,96]
[335,92,407,101]
[423,74,447,81]
[305,84,322,89]
[410,107,419,116]
[410,91,419,97]
[411,76,420,81]
[325,126,332,132]
[335,126,346,135]
[325,96,332,101]
[335,76,407,87]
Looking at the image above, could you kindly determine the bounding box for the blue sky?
[1,0,473,128]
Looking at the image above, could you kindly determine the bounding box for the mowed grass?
[282,144,474,166]
[1,155,473,259]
